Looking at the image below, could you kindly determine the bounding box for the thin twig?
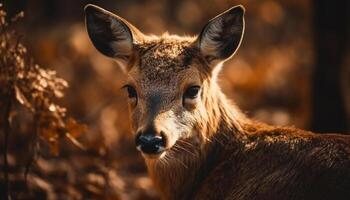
[24,113,40,182]
[3,87,13,200]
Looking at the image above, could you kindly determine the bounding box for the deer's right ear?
[85,4,143,64]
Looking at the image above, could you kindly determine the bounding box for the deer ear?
[85,4,144,63]
[197,5,245,65]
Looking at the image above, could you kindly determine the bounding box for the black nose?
[135,129,166,154]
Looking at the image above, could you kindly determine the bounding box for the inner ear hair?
[85,4,145,63]
[197,5,245,65]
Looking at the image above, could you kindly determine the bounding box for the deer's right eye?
[122,85,138,107]
[124,85,137,98]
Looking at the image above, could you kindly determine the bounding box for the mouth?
[140,150,167,159]
[136,144,166,155]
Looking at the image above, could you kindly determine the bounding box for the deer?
[84,4,350,200]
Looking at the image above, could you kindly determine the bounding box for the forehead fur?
[134,34,205,82]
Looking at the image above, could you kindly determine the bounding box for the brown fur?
[85,4,350,200]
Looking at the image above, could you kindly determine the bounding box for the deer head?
[85,4,245,160]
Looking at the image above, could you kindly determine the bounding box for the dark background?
[1,0,350,199]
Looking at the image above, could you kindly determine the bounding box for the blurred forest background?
[0,0,349,199]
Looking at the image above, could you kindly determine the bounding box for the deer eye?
[184,86,200,99]
[123,85,137,99]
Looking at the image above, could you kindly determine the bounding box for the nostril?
[135,131,143,146]
[159,131,166,146]
[137,135,162,145]
[140,135,157,143]
[152,135,165,147]
[135,132,166,154]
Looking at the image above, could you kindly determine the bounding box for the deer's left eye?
[183,86,200,99]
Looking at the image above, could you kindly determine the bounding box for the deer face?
[85,4,244,159]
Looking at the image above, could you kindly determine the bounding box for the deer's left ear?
[196,5,245,65]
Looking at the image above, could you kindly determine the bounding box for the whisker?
[173,144,197,157]
[177,139,197,148]
[165,149,189,169]
[174,157,188,169]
